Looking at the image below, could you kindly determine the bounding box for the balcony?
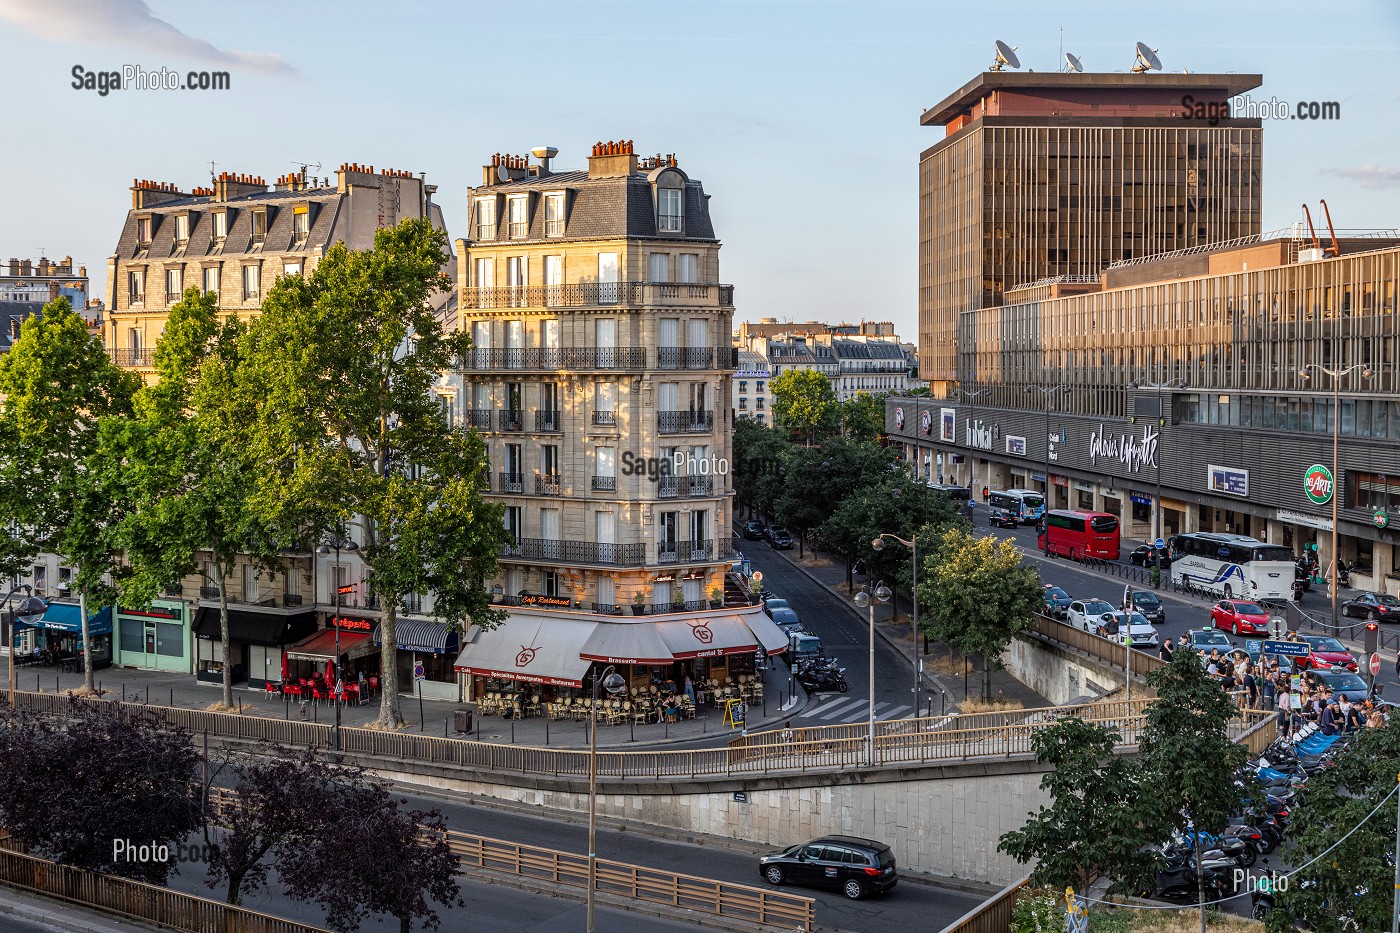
[534,410,561,432]
[460,347,646,372]
[591,475,616,491]
[658,476,679,499]
[500,537,646,567]
[658,410,714,434]
[590,602,624,615]
[497,409,524,432]
[658,347,683,370]
[684,348,713,369]
[462,281,734,310]
[657,347,720,370]
[654,540,715,564]
[498,472,524,494]
[686,475,714,497]
[535,473,561,496]
[199,585,222,599]
[283,594,303,607]
[650,600,710,613]
[591,410,617,427]
[466,408,493,430]
[508,222,529,239]
[109,348,154,367]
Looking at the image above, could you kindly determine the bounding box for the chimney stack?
[588,139,638,178]
[212,172,267,202]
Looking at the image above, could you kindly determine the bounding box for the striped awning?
[373,619,461,655]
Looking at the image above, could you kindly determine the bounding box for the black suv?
[759,836,897,900]
[741,520,767,540]
[767,527,794,550]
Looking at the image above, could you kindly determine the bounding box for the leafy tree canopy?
[770,369,836,444]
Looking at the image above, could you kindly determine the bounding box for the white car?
[1066,599,1116,633]
[1095,610,1161,649]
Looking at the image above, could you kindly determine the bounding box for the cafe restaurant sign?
[520,593,572,609]
[1087,423,1158,473]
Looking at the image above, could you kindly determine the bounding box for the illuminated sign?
[331,616,373,633]
[520,594,572,609]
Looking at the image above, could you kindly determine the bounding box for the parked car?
[1129,545,1173,567]
[1129,590,1166,624]
[759,836,898,900]
[742,520,767,541]
[1342,592,1400,621]
[768,607,802,634]
[1210,599,1271,635]
[767,527,794,550]
[1042,585,1073,620]
[1094,610,1160,648]
[1184,628,1236,655]
[1311,669,1371,700]
[1298,635,1358,672]
[1066,598,1117,633]
[785,631,824,665]
[763,598,791,617]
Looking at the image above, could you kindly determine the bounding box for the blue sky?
[2,0,1398,340]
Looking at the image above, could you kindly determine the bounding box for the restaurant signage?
[1303,464,1333,505]
[920,410,932,436]
[336,584,356,596]
[1129,491,1153,506]
[520,593,572,609]
[467,668,582,688]
[118,607,177,619]
[1276,508,1333,532]
[1087,423,1158,473]
[894,407,905,430]
[331,616,373,633]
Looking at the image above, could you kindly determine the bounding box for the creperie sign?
[331,617,372,633]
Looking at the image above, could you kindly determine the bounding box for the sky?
[2,0,1399,342]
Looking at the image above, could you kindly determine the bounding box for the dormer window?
[475,198,497,241]
[251,210,267,246]
[174,214,189,245]
[128,269,146,305]
[508,196,528,239]
[136,217,152,247]
[658,188,682,233]
[293,206,310,246]
[544,193,565,237]
[212,211,228,242]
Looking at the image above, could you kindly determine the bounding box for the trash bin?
[454,705,475,735]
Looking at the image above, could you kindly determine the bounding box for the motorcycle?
[796,665,848,694]
[1139,847,1235,900]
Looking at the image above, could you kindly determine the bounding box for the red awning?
[654,615,759,660]
[285,628,374,662]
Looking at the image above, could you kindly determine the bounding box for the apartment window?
[738,380,748,394]
[136,217,151,246]
[756,397,765,411]
[540,508,560,541]
[594,383,616,424]
[738,398,747,410]
[212,211,228,241]
[242,564,259,602]
[242,264,261,302]
[174,214,189,244]
[128,269,145,304]
[544,193,565,237]
[283,261,302,278]
[475,198,497,240]
[755,380,765,392]
[203,266,220,296]
[658,188,683,233]
[503,506,522,542]
[648,253,670,283]
[597,253,619,305]
[508,196,528,239]
[678,253,698,283]
[506,257,527,308]
[293,208,310,244]
[543,255,563,305]
[251,210,267,246]
[595,446,615,482]
[30,564,46,594]
[474,256,494,289]
[165,268,183,302]
[127,328,143,352]
[542,571,560,598]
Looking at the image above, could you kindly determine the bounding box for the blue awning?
[36,603,113,637]
[374,619,461,655]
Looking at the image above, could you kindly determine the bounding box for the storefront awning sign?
[454,614,597,687]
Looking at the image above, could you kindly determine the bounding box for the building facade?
[0,255,97,349]
[734,350,772,423]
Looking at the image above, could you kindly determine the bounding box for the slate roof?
[112,187,345,262]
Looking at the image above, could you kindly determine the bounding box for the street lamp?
[953,387,990,490]
[852,581,891,766]
[1299,363,1374,632]
[4,585,47,705]
[316,533,360,751]
[1023,385,1070,513]
[586,664,626,933]
[872,534,919,716]
[1127,378,1189,548]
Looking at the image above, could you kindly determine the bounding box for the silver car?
[1095,610,1160,648]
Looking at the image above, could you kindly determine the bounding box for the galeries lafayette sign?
[1087,423,1158,473]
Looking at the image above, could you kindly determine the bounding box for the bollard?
[284,693,289,720]
[444,718,449,738]
[545,720,550,745]
[146,686,150,705]
[629,720,634,743]
[170,688,174,708]
[122,683,126,702]
[476,717,480,742]
[665,719,669,739]
[237,698,242,715]
[510,721,515,744]
[703,715,707,734]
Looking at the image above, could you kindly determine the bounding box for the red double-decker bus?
[1037,510,1121,561]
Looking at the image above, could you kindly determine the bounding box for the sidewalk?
[752,532,1053,712]
[2,659,800,750]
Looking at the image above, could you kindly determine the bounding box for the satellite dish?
[992,40,1020,72]
[496,164,510,182]
[1065,52,1083,73]
[1132,41,1161,73]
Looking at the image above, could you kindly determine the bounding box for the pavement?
[0,887,168,933]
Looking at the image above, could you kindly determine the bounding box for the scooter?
[796,666,848,694]
[1140,848,1235,900]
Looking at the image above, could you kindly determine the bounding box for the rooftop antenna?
[991,40,1020,72]
[1131,41,1161,73]
[1065,52,1083,73]
[209,160,217,184]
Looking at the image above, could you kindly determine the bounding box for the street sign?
[1269,617,1288,638]
[413,662,425,682]
[1303,464,1333,505]
[752,571,764,584]
[1246,640,1262,655]
[732,791,748,803]
[1371,653,1382,678]
[1154,537,1166,550]
[1262,640,1310,658]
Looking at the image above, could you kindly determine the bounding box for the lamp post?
[852,581,891,766]
[1023,385,1070,513]
[954,387,990,490]
[587,664,626,933]
[1127,378,1188,546]
[1299,363,1374,632]
[316,533,359,752]
[4,585,47,705]
[872,534,918,715]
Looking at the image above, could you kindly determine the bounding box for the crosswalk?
[796,697,913,724]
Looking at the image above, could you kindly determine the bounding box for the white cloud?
[1325,164,1400,190]
[0,0,293,73]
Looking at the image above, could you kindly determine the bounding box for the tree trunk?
[982,657,993,701]
[399,914,411,933]
[216,562,233,709]
[78,583,95,694]
[845,560,853,594]
[1193,831,1206,933]
[226,867,247,905]
[798,534,805,560]
[377,600,405,728]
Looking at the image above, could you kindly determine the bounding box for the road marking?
[814,700,868,721]
[879,705,913,720]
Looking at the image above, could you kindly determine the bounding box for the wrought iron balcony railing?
[658,410,714,434]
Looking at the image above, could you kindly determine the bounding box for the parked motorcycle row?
[1136,722,1350,920]
[793,656,848,694]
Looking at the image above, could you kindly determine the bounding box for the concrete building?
[734,350,772,423]
[742,330,919,400]
[448,141,784,703]
[0,255,98,349]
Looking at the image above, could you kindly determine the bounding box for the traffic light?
[1365,621,1379,656]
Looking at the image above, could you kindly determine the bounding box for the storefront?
[374,617,463,701]
[284,618,376,685]
[455,613,597,701]
[22,603,113,670]
[193,607,317,688]
[114,600,192,673]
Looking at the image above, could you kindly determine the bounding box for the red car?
[1210,599,1271,635]
[1299,635,1358,672]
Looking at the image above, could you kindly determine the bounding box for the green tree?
[732,417,792,520]
[0,298,138,693]
[817,472,962,596]
[1265,717,1400,933]
[918,527,1042,699]
[241,219,505,729]
[998,717,1155,893]
[770,369,836,445]
[1138,649,1254,933]
[106,287,279,709]
[838,392,887,443]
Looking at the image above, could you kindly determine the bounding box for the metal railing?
[534,474,561,496]
[460,348,646,372]
[497,472,524,494]
[108,347,154,367]
[937,876,1030,933]
[497,409,524,432]
[198,585,221,599]
[591,410,617,426]
[655,540,712,564]
[1026,614,1168,680]
[499,538,645,567]
[591,475,615,492]
[1261,598,1400,652]
[466,408,493,429]
[0,846,329,933]
[463,282,733,310]
[657,410,714,434]
[658,476,679,499]
[534,410,561,432]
